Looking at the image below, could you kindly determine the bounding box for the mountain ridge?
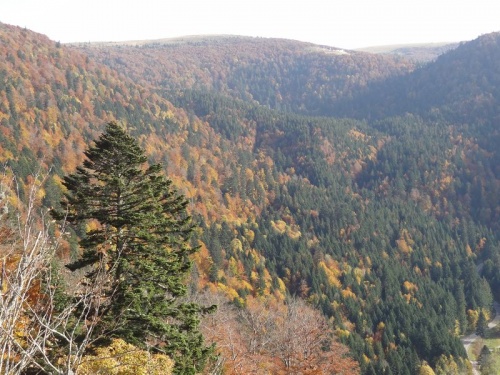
[73,34,417,115]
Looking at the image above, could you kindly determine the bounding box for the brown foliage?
[200,293,359,375]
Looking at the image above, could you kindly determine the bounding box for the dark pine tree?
[476,310,488,338]
[53,122,213,374]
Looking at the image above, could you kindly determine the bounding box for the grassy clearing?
[468,324,500,374]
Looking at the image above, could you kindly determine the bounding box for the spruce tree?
[53,122,213,374]
[476,310,488,338]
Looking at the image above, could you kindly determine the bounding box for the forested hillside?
[333,32,500,121]
[75,36,416,115]
[2,21,500,374]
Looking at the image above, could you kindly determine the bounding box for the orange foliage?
[201,294,359,375]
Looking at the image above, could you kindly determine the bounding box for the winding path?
[460,302,500,374]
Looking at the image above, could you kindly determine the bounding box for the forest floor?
[461,302,500,374]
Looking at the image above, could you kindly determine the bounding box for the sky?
[1,0,498,49]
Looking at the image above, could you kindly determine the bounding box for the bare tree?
[198,291,359,375]
[197,291,273,374]
[271,297,359,375]
[0,171,104,374]
[198,293,246,374]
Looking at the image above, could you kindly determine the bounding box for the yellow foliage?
[396,238,412,254]
[467,309,479,329]
[440,175,453,190]
[335,328,351,339]
[78,339,174,375]
[418,363,436,375]
[341,288,356,299]
[349,129,366,140]
[244,229,255,244]
[403,280,418,293]
[396,229,414,255]
[435,354,471,375]
[230,238,243,253]
[245,168,254,181]
[307,237,320,248]
[271,220,287,234]
[85,219,102,233]
[261,267,273,291]
[286,224,301,240]
[276,277,286,294]
[318,260,342,288]
[465,244,473,257]
[476,237,486,253]
[367,145,377,161]
[46,106,59,126]
[239,279,254,292]
[214,268,225,281]
[192,243,212,285]
[353,267,364,284]
[273,288,286,301]
[217,283,239,300]
[339,227,346,237]
[481,308,491,321]
[0,149,14,162]
[228,257,239,277]
[465,308,491,329]
[7,193,21,212]
[453,320,461,336]
[250,271,259,283]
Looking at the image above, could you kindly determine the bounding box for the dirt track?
[461,302,500,374]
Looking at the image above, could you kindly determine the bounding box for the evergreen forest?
[1,22,500,374]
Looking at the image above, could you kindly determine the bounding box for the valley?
[1,22,500,374]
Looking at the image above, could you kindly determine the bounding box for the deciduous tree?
[199,293,359,375]
[0,170,100,374]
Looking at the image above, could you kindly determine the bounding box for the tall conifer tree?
[53,122,212,374]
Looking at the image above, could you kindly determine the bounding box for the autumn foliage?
[77,339,174,375]
[200,294,359,374]
[3,22,500,375]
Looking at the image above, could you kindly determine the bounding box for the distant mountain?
[336,32,500,123]
[356,42,459,62]
[73,36,417,115]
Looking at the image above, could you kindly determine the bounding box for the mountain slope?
[335,32,500,123]
[73,36,416,115]
[76,31,500,374]
[0,23,265,231]
[2,23,500,374]
[338,32,500,232]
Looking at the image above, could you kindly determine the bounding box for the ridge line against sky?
[1,0,499,49]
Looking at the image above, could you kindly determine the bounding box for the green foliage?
[53,122,213,374]
[172,87,500,373]
[3,23,500,375]
[476,311,488,338]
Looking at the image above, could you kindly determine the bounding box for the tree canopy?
[53,122,213,374]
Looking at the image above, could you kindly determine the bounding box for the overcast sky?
[1,0,498,49]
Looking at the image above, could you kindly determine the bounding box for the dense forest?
[2,22,500,374]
